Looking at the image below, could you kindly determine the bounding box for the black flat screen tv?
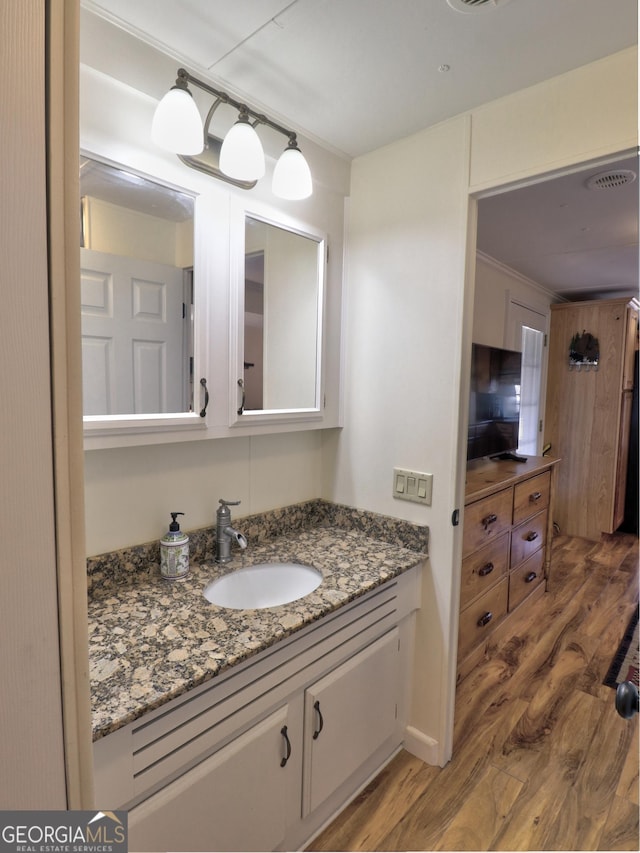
[467,343,522,461]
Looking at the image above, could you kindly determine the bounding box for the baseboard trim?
[404,726,441,766]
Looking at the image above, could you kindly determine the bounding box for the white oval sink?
[203,562,323,609]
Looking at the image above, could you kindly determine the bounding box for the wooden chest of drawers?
[458,456,558,682]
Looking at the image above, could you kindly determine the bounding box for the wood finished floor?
[308,532,639,852]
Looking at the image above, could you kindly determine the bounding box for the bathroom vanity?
[89,501,426,851]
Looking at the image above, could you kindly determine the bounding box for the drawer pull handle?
[280,725,292,767]
[237,378,246,415]
[482,513,498,530]
[525,571,537,584]
[478,562,494,577]
[199,377,209,417]
[529,491,542,503]
[313,700,324,740]
[525,531,539,542]
[477,611,493,627]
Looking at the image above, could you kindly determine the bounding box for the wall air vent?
[585,169,637,191]
[446,0,513,12]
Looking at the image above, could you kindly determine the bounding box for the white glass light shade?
[219,119,265,181]
[272,145,313,200]
[151,87,203,155]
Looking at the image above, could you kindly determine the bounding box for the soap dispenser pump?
[160,512,189,581]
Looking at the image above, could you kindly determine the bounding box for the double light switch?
[393,468,433,505]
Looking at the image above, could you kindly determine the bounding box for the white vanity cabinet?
[93,568,421,852]
[128,703,301,853]
[303,629,399,816]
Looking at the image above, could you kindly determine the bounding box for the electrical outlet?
[393,468,433,505]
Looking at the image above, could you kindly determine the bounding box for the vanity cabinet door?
[128,703,301,852]
[302,628,399,816]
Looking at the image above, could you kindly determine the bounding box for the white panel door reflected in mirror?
[243,216,323,413]
[79,157,195,416]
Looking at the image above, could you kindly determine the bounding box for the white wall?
[85,430,324,555]
[469,48,637,192]
[325,114,473,765]
[83,196,194,267]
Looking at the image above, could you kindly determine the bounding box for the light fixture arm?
[177,68,299,147]
[159,67,312,197]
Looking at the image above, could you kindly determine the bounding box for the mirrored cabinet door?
[80,157,207,443]
[231,204,326,426]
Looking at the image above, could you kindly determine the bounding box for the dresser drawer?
[457,578,508,662]
[460,533,509,609]
[510,509,547,568]
[509,549,545,611]
[463,488,513,558]
[513,471,551,525]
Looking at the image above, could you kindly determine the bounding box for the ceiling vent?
[585,169,637,191]
[446,0,513,13]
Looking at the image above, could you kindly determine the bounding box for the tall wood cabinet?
[544,297,638,540]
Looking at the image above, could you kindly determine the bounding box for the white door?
[80,248,186,415]
[505,301,548,456]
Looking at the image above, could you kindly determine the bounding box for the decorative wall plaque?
[569,330,599,370]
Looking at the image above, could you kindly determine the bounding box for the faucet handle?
[218,498,241,507]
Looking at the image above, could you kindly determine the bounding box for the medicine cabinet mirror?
[80,157,202,436]
[231,209,326,424]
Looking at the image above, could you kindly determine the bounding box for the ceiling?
[82,0,639,300]
[477,155,639,301]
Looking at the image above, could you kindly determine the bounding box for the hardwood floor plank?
[453,657,520,750]
[492,642,600,782]
[585,533,638,569]
[379,698,529,851]
[431,765,523,852]
[492,689,604,851]
[580,567,639,641]
[307,751,439,852]
[540,700,636,850]
[597,795,640,851]
[616,720,639,806]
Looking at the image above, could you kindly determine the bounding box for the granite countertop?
[88,500,428,741]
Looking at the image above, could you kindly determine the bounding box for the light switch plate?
[393,468,433,505]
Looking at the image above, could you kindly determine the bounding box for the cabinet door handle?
[280,725,291,767]
[529,491,542,503]
[199,377,209,417]
[478,562,494,577]
[312,700,324,740]
[237,378,245,415]
[525,531,538,542]
[482,513,498,530]
[477,611,493,627]
[525,571,537,584]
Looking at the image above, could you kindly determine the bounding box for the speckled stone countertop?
[88,500,428,741]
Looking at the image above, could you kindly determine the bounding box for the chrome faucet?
[215,499,248,563]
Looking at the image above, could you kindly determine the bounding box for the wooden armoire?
[544,297,639,540]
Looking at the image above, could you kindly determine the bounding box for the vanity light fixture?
[152,68,313,200]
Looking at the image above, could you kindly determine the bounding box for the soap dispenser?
[160,512,189,581]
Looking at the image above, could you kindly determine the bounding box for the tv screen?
[467,343,522,461]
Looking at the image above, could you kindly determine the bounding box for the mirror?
[239,215,325,417]
[79,157,195,416]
